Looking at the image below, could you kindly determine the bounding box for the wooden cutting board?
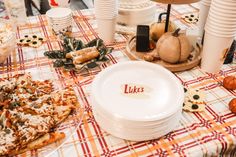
[124,36,202,72]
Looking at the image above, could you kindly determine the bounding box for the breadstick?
[66,46,97,58]
[73,50,100,64]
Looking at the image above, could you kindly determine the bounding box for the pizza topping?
[0,128,17,155]
[0,74,79,156]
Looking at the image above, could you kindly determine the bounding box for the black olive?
[9,102,20,110]
[4,129,11,134]
[183,103,185,107]
[24,35,29,38]
[192,104,199,110]
[184,88,187,93]
[189,18,193,21]
[26,39,31,42]
[193,95,200,100]
[20,39,24,42]
[32,41,37,45]
[32,35,37,38]
[38,38,43,41]
[18,121,24,126]
[190,14,194,17]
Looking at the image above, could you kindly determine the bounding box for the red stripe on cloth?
[76,128,90,156]
[74,11,90,42]
[76,13,99,39]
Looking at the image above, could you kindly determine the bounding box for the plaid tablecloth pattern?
[1,3,236,157]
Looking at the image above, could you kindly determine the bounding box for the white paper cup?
[201,0,211,6]
[210,5,236,14]
[207,15,236,28]
[46,7,72,19]
[205,28,236,38]
[94,7,118,19]
[206,19,236,31]
[209,7,236,17]
[209,11,236,23]
[94,0,118,19]
[97,18,117,43]
[212,0,236,8]
[198,2,211,37]
[201,32,234,73]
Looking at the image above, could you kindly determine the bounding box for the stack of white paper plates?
[91,61,184,141]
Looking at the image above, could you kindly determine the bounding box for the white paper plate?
[93,109,182,131]
[91,61,184,122]
[92,97,182,127]
[94,111,180,141]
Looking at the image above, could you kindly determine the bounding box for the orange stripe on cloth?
[83,114,101,157]
[201,112,236,150]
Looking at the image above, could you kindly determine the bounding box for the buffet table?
[1,3,236,157]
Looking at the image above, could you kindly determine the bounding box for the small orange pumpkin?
[229,98,236,113]
[223,76,236,90]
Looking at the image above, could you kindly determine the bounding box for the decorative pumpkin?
[150,12,176,41]
[156,28,191,64]
[228,98,236,113]
[223,76,236,90]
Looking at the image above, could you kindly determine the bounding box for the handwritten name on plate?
[121,84,152,99]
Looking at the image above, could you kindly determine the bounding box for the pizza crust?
[8,132,65,156]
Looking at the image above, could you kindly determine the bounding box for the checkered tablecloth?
[1,3,236,157]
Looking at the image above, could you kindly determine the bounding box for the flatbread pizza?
[0,74,80,156]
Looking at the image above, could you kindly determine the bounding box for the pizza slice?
[51,87,79,125]
[8,132,65,156]
[9,109,55,148]
[0,110,19,156]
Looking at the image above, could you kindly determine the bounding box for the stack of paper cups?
[201,0,236,73]
[94,0,118,43]
[46,7,73,37]
[198,0,212,37]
